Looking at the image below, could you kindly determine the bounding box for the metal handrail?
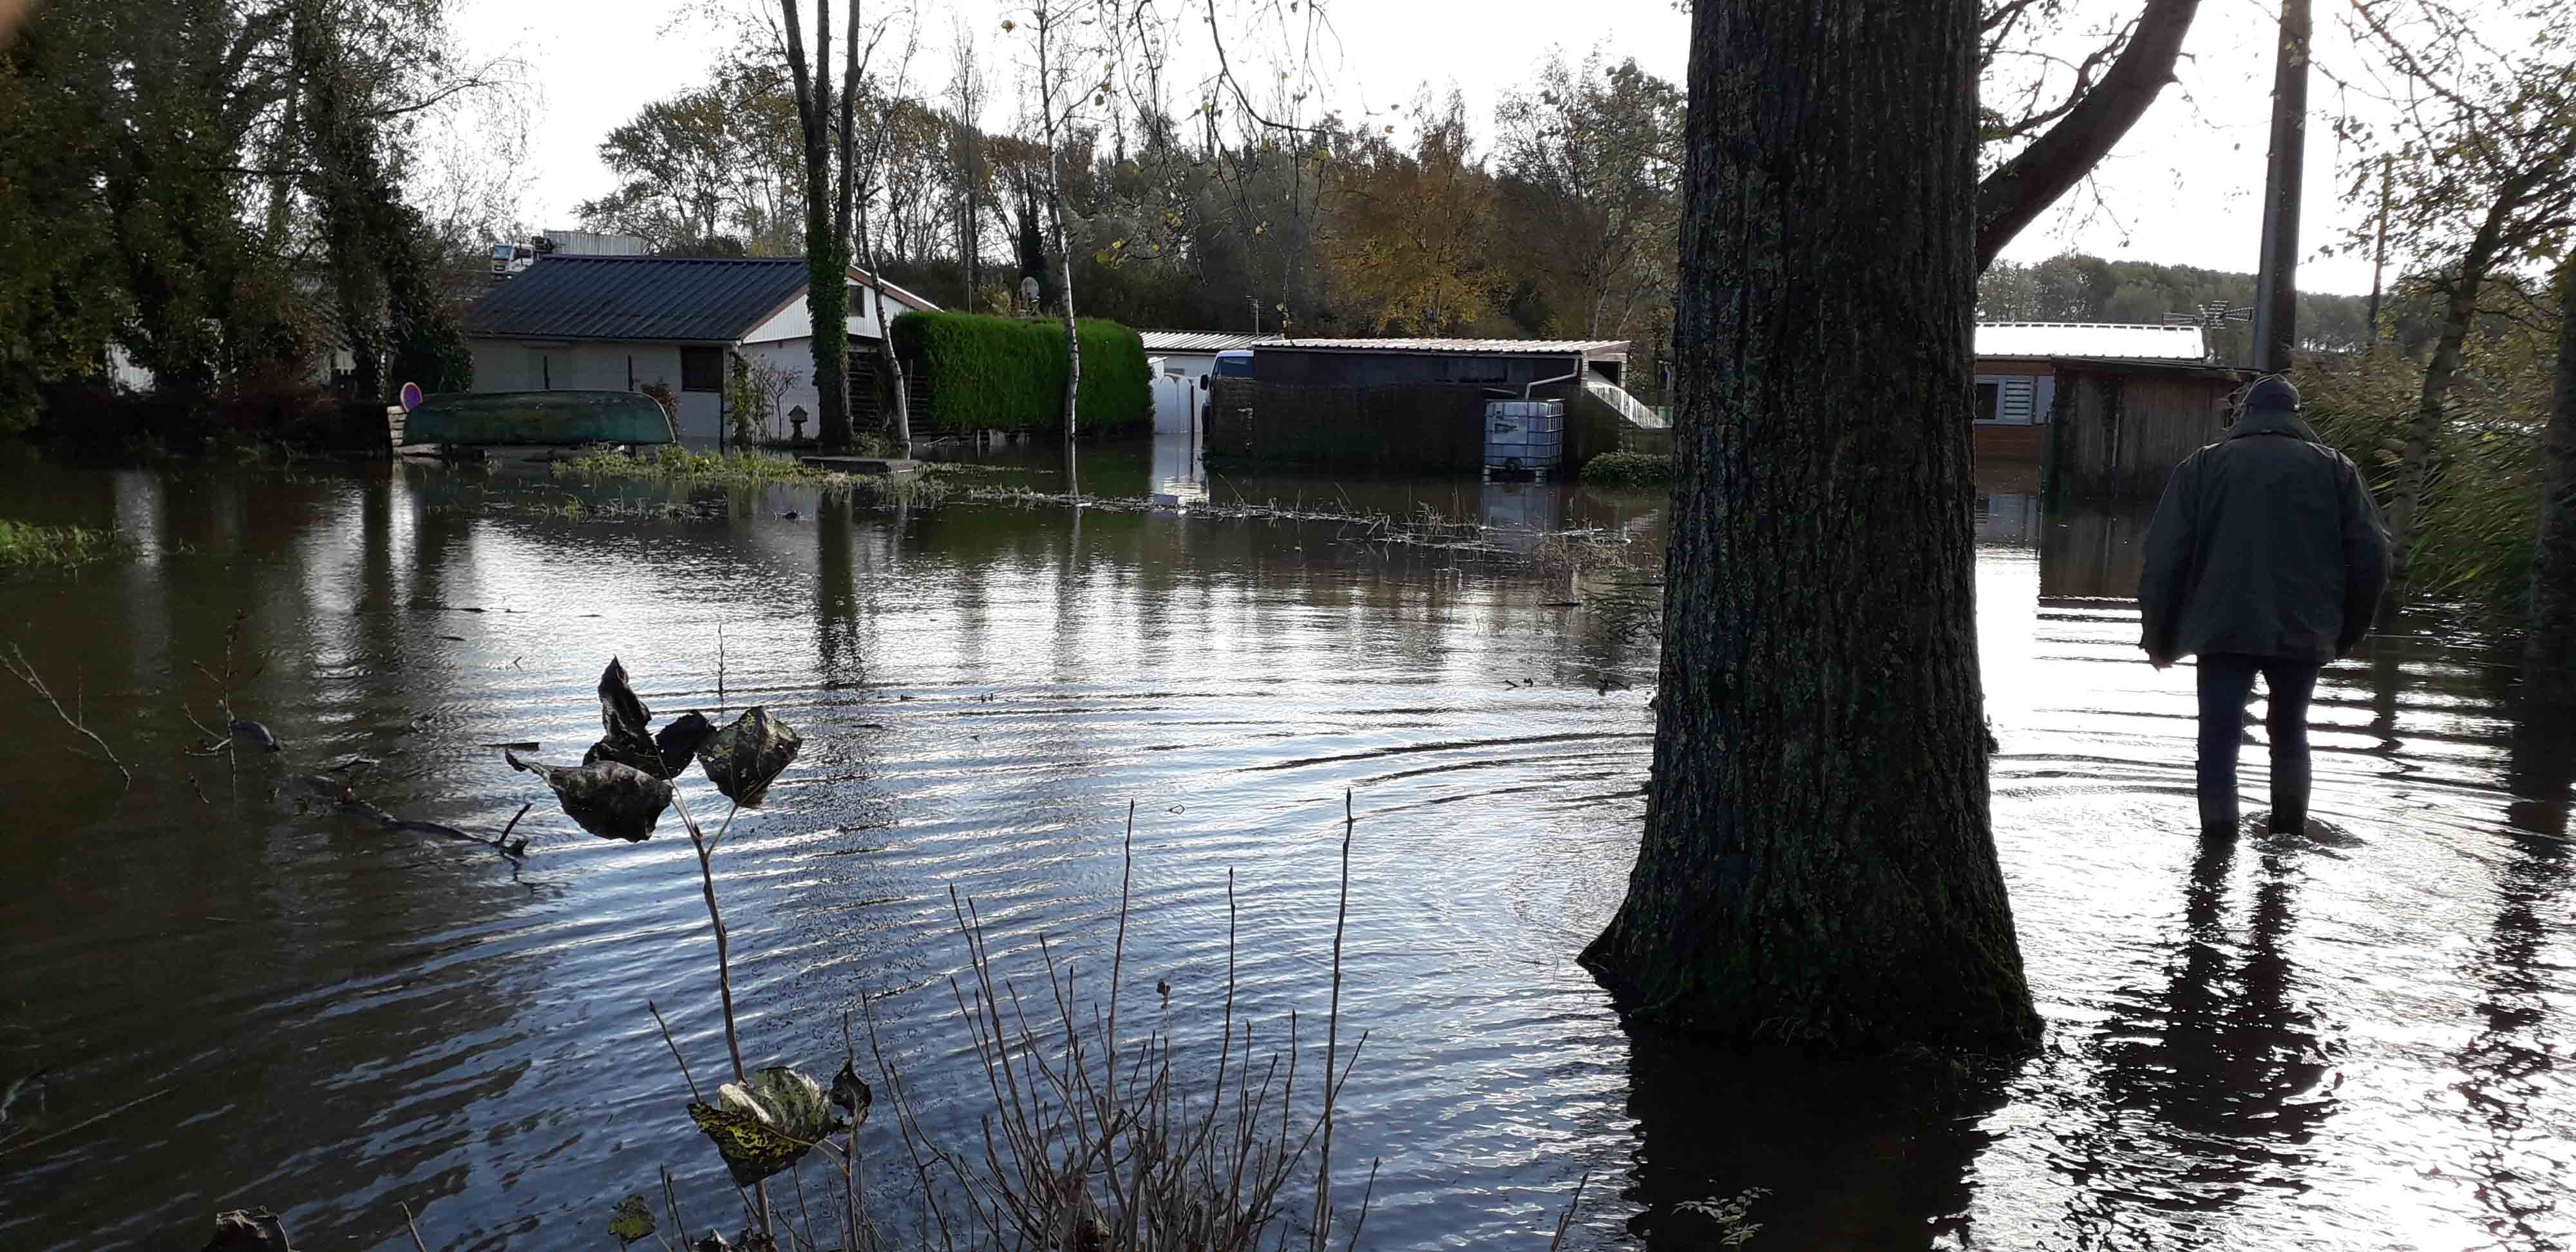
[1584,376,1670,430]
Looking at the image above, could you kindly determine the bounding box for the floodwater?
[1,436,2569,1250]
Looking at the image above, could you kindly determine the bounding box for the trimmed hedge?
[891,311,1151,437]
[1577,450,1672,488]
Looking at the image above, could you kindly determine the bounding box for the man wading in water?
[2140,377,2390,837]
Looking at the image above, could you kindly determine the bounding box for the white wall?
[743,278,933,345]
[1150,351,1217,432]
[463,338,724,443]
[737,337,823,441]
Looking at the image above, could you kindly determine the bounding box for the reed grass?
[0,519,120,570]
[2298,306,2555,631]
[621,796,1590,1252]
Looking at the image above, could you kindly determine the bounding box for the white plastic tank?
[1483,399,1564,475]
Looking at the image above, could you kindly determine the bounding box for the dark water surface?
[1,439,2568,1250]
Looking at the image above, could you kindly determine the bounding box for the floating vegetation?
[549,446,946,501]
[0,520,122,570]
[552,446,837,485]
[957,484,1653,571]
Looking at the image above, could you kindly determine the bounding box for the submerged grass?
[549,446,951,507]
[0,520,122,570]
[553,446,838,486]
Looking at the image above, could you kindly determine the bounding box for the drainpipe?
[1522,366,1584,399]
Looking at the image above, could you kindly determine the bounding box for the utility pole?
[2251,0,2312,375]
[2365,154,2394,354]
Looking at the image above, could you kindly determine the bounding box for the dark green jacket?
[2139,406,2389,663]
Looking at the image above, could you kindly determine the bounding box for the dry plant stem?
[397,1201,430,1252]
[672,790,752,1085]
[1312,790,1354,1249]
[1546,1169,1591,1251]
[647,999,705,1103]
[3,642,131,786]
[669,788,766,1240]
[840,1013,861,1252]
[1343,1158,1380,1252]
[0,1086,169,1159]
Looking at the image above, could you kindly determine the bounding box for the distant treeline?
[1976,254,2453,364]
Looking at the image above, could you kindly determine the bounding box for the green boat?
[402,390,677,446]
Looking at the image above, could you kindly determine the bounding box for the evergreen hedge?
[891,312,1151,437]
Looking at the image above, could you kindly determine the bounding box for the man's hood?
[2231,405,2319,441]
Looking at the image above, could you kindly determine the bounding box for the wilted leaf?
[830,1059,871,1125]
[507,750,673,841]
[654,711,715,777]
[696,708,802,808]
[608,1194,656,1247]
[589,658,664,776]
[688,1066,844,1187]
[205,1209,293,1250]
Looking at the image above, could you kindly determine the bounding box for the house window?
[1974,381,2001,422]
[681,346,724,393]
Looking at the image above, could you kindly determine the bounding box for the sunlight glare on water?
[0,441,2567,1251]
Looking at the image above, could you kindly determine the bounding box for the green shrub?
[2298,339,2550,630]
[891,311,1150,437]
[1579,450,1674,488]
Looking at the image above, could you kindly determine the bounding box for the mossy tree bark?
[2528,254,2576,707]
[1580,0,2041,1054]
[781,0,853,452]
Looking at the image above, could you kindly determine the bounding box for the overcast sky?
[448,0,2396,298]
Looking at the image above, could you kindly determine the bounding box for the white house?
[1137,330,1276,431]
[462,255,940,444]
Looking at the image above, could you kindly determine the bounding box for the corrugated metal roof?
[1139,330,1278,353]
[466,256,943,343]
[1264,337,1629,356]
[468,256,813,342]
[1975,321,2209,361]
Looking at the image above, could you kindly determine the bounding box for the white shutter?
[2000,377,2037,424]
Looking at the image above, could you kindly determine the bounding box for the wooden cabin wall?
[1205,380,1492,471]
[2049,370,2231,500]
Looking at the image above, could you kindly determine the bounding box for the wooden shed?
[2044,357,2246,500]
[1971,322,2213,460]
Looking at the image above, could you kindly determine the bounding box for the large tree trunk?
[782,0,853,453]
[2529,254,2576,707]
[1579,0,2040,1054]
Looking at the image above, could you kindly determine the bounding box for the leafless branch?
[3,641,131,787]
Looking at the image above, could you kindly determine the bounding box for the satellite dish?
[399,382,424,411]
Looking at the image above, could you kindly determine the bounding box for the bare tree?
[2337,0,2576,594]
[949,18,992,307]
[1007,0,1113,441]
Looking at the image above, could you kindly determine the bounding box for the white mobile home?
[1137,331,1276,431]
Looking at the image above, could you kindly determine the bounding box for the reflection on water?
[2,443,2572,1250]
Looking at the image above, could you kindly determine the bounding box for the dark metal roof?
[464,256,815,343]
